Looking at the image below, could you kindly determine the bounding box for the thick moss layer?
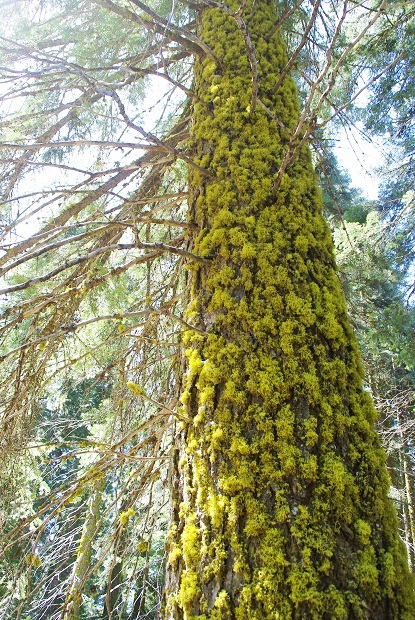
[163,1,415,618]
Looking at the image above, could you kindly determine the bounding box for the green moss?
[163,0,415,618]
[178,569,200,610]
[210,590,231,619]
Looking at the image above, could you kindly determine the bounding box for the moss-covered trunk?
[63,479,104,620]
[163,1,415,618]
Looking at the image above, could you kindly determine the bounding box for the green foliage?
[334,210,415,370]
[357,3,415,225]
[315,146,371,223]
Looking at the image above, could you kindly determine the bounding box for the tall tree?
[1,1,415,618]
[162,1,415,618]
[362,0,415,215]
[333,207,415,574]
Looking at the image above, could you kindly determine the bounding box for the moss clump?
[163,0,415,618]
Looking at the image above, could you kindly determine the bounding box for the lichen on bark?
[163,1,415,618]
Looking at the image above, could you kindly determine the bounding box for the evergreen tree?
[0,1,414,618]
[162,1,415,618]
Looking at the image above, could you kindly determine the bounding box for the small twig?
[103,88,212,178]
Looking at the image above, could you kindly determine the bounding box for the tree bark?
[63,478,104,620]
[404,451,415,568]
[399,448,414,571]
[397,410,415,570]
[163,1,415,618]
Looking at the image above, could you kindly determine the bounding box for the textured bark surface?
[163,1,415,618]
[397,410,415,570]
[63,479,104,620]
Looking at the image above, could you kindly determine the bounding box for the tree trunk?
[63,478,104,620]
[102,558,123,619]
[404,450,415,568]
[397,410,415,570]
[163,1,415,618]
[399,447,414,571]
